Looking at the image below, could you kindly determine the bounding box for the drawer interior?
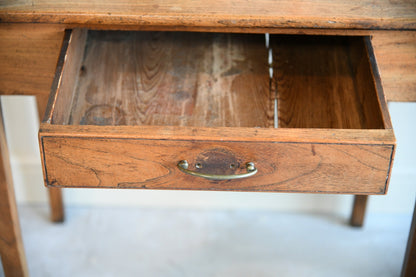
[50,30,387,130]
[272,35,385,129]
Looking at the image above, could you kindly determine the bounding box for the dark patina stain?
[80,104,126,125]
[311,145,316,156]
[194,148,243,175]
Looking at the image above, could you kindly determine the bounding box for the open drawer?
[39,29,395,194]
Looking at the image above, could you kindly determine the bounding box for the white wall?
[1,96,415,215]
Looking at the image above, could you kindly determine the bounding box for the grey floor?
[3,205,413,277]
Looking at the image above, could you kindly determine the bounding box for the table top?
[1,2,415,102]
[1,0,416,30]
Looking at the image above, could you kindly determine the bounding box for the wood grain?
[46,187,64,222]
[1,24,414,104]
[48,29,88,124]
[61,30,272,128]
[36,93,64,222]
[39,124,396,145]
[0,101,28,277]
[41,136,393,194]
[0,23,65,96]
[272,35,385,129]
[0,23,66,223]
[1,0,415,30]
[40,30,396,196]
[363,36,393,129]
[371,31,416,102]
[350,195,368,227]
[402,202,416,277]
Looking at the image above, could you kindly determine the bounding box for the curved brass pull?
[177,160,257,181]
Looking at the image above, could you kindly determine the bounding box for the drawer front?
[41,136,392,194]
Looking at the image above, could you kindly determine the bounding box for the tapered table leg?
[0,101,28,277]
[401,201,416,277]
[36,95,64,222]
[47,187,64,222]
[350,195,368,227]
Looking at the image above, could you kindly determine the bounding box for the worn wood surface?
[36,94,64,222]
[1,0,415,30]
[372,31,416,102]
[0,23,66,223]
[39,124,395,145]
[0,4,413,274]
[272,35,385,129]
[41,136,393,194]
[0,23,65,96]
[0,101,28,277]
[402,202,416,277]
[49,29,87,124]
[350,195,368,227]
[1,24,414,103]
[56,30,272,128]
[46,187,63,222]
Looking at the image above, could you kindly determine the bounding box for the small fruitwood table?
[0,1,415,276]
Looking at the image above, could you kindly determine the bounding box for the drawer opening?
[41,30,395,193]
[49,30,387,131]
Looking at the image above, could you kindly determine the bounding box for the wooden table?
[0,1,415,276]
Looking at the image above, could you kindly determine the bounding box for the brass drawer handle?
[177,160,257,180]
